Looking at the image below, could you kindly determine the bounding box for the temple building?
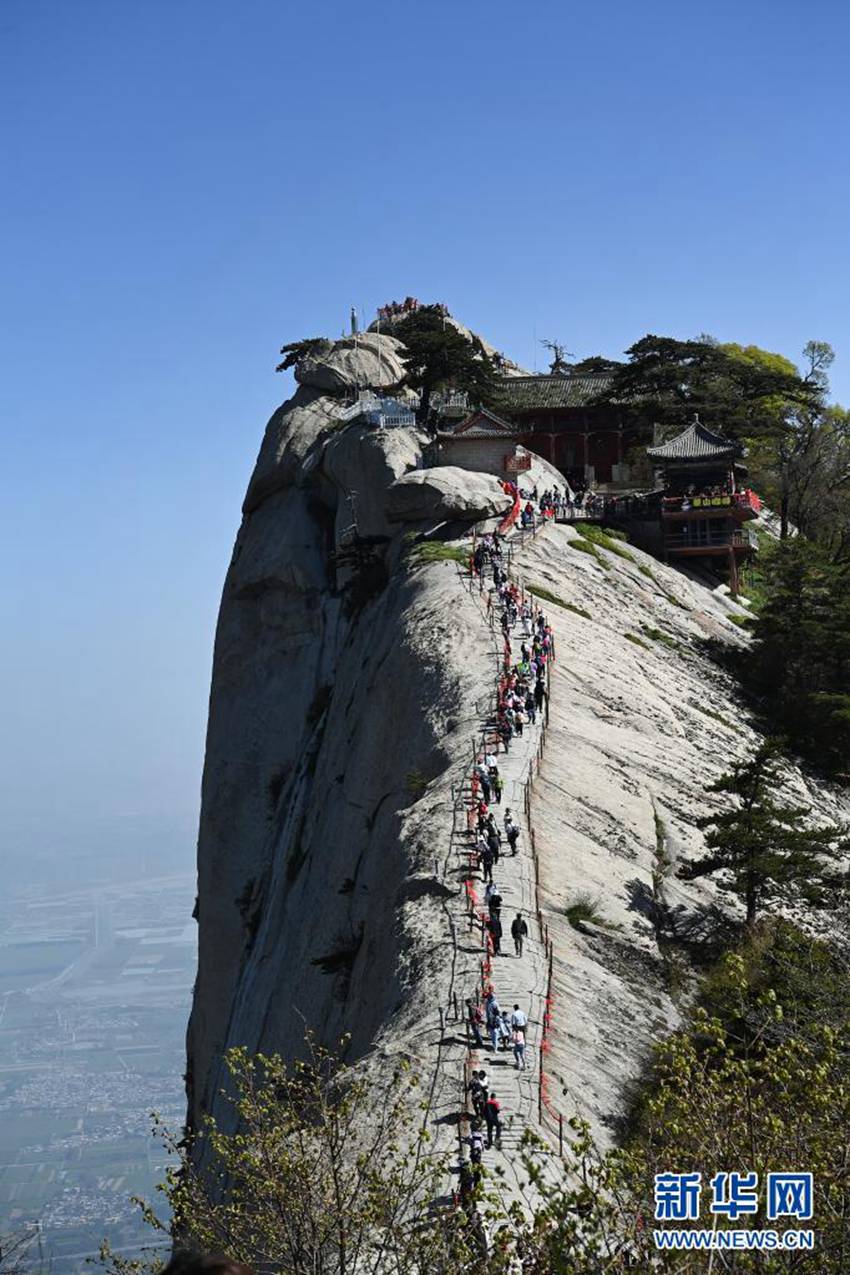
[433,407,522,476]
[435,371,641,487]
[646,416,760,594]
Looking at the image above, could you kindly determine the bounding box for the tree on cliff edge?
[102,993,850,1272]
[746,540,850,773]
[391,306,498,425]
[124,1036,487,1275]
[678,742,844,925]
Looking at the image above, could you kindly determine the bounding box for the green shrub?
[413,542,469,565]
[661,948,692,999]
[406,770,429,800]
[624,632,649,649]
[665,591,690,611]
[641,624,678,649]
[694,703,740,732]
[699,917,850,1043]
[567,539,609,569]
[575,523,634,561]
[566,893,607,929]
[736,526,777,612]
[527,585,592,619]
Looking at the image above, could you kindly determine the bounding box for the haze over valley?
[0,840,195,1273]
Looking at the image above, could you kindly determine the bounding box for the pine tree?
[678,742,845,925]
[391,306,498,425]
[275,336,331,373]
[597,334,815,441]
[750,541,850,773]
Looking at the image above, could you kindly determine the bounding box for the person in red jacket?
[484,1092,502,1147]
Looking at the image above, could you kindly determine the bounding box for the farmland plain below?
[0,868,196,1271]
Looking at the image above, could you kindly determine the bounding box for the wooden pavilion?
[646,416,760,594]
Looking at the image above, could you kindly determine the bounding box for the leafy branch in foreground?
[116,1033,494,1275]
[0,1228,42,1275]
[105,982,850,1274]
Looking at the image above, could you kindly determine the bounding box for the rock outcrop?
[295,332,407,392]
[367,309,531,377]
[386,466,511,523]
[519,448,575,497]
[186,341,502,1149]
[188,326,850,1181]
[513,525,850,1142]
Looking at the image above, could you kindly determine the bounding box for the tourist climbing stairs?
[427,509,563,1208]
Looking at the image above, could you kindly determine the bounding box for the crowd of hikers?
[516,483,606,528]
[460,528,554,1193]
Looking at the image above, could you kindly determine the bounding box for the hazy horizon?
[3,0,850,880]
[3,2,850,1265]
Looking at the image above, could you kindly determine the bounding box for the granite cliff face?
[186,334,514,1138]
[513,526,850,1142]
[188,330,850,1160]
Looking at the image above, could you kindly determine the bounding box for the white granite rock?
[189,383,850,1193]
[386,466,512,522]
[296,332,406,392]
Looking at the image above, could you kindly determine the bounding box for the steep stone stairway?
[428,522,560,1202]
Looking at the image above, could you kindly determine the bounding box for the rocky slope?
[514,525,850,1143]
[188,328,850,1167]
[186,333,514,1141]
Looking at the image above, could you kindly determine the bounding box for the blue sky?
[2,0,849,875]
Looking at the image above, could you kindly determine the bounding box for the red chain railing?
[496,481,521,536]
[457,537,568,1156]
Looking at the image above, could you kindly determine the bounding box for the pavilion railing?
[664,528,756,550]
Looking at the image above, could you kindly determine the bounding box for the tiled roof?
[440,408,520,439]
[493,373,612,412]
[646,418,738,462]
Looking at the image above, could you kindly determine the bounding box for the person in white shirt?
[510,1004,528,1032]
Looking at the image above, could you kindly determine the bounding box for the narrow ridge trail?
[426,520,563,1206]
